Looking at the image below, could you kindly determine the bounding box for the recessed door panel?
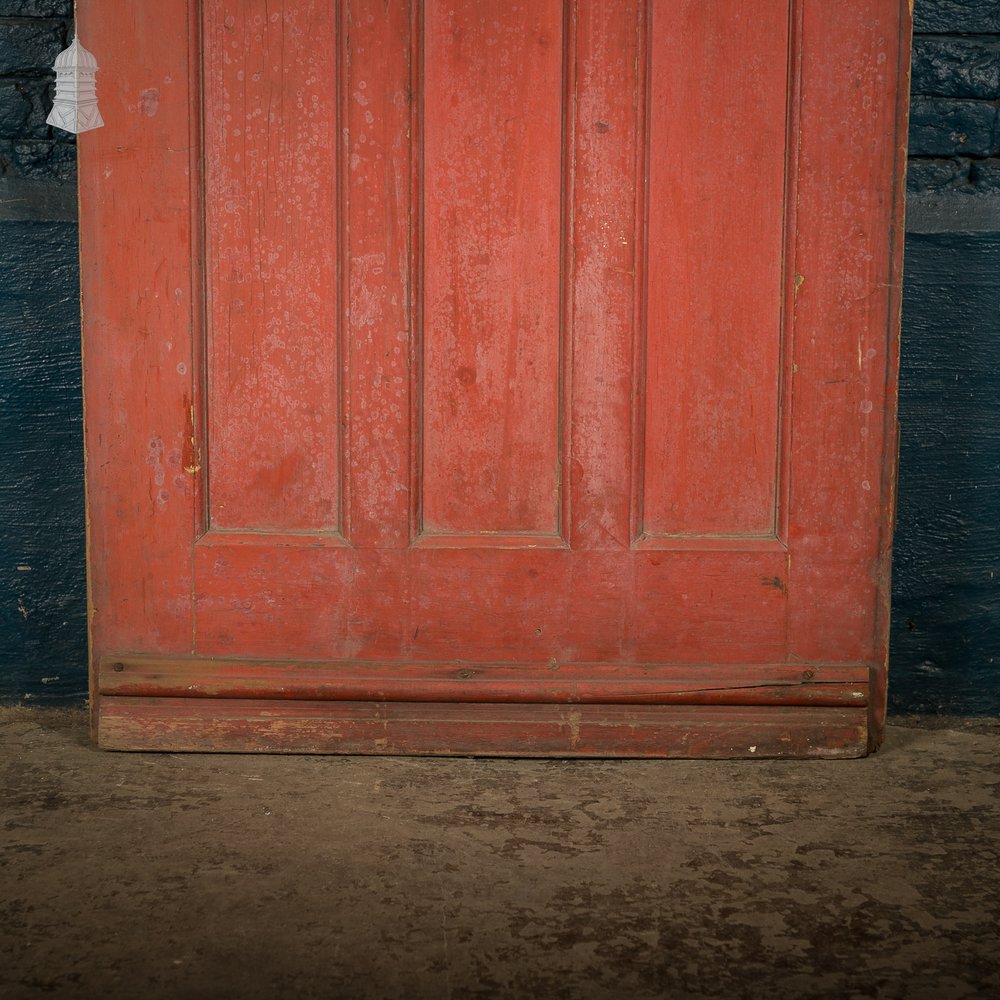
[642,0,791,539]
[204,0,342,533]
[420,0,567,539]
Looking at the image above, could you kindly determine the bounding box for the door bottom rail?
[95,657,873,758]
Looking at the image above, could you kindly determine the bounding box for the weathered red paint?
[79,0,912,756]
[99,657,871,707]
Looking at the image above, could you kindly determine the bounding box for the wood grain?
[99,656,870,707]
[99,698,870,758]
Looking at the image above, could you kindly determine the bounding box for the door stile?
[570,0,644,553]
[342,0,415,549]
[78,0,203,730]
[784,0,912,748]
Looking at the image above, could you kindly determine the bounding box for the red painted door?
[79,1,911,756]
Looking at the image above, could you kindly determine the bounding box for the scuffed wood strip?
[99,657,869,707]
[98,698,868,758]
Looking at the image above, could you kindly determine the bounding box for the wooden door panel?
[204,0,342,533]
[80,0,911,756]
[421,0,566,538]
[642,0,791,538]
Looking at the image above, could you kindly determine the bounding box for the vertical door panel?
[342,0,414,548]
[641,0,791,538]
[204,0,342,533]
[419,0,567,538]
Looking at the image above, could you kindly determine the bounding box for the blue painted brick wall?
[891,0,1000,715]
[0,1,86,703]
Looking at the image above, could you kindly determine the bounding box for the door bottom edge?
[95,696,870,759]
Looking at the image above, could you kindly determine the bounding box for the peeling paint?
[139,88,160,117]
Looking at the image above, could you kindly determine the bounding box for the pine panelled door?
[79,1,912,757]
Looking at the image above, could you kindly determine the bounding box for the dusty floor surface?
[1,709,998,1000]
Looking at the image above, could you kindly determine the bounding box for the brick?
[892,231,1000,703]
[911,37,1000,99]
[0,78,33,135]
[906,157,974,194]
[914,0,1000,34]
[0,76,54,140]
[908,97,999,157]
[0,138,76,182]
[52,120,75,143]
[969,157,1000,194]
[0,3,72,16]
[0,20,67,75]
[906,155,1000,201]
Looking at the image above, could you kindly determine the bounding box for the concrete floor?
[1,709,998,1000]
